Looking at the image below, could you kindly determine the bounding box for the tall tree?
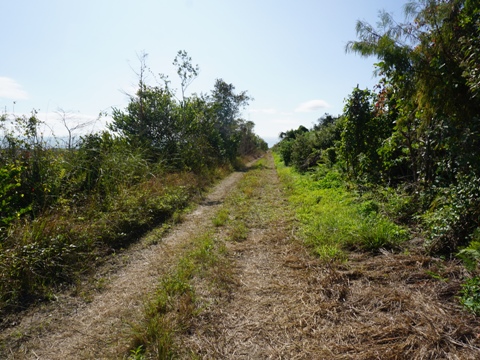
[346,0,480,185]
[210,79,251,161]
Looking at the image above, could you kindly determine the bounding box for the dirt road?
[0,164,248,359]
[2,153,480,359]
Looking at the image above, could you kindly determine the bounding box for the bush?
[291,133,320,172]
[422,175,480,254]
[277,139,294,166]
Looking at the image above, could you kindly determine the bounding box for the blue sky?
[1,0,405,146]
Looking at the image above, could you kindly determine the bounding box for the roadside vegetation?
[127,230,229,359]
[0,51,267,318]
[275,154,408,261]
[274,0,480,314]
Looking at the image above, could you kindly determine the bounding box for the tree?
[344,0,480,251]
[173,50,200,105]
[346,0,480,185]
[56,108,96,150]
[340,87,381,180]
[210,79,251,161]
[110,85,180,163]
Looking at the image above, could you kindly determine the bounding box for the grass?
[212,208,229,227]
[127,215,238,359]
[128,231,221,358]
[0,168,227,317]
[126,157,274,359]
[273,154,408,261]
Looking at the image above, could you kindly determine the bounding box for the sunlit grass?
[274,153,408,261]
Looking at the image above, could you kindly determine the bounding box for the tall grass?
[0,135,228,315]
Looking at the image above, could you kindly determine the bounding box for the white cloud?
[295,99,330,113]
[0,77,29,100]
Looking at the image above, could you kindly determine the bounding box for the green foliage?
[311,165,344,189]
[340,87,394,183]
[275,117,343,172]
[377,185,418,224]
[351,216,409,252]
[128,345,146,360]
[210,78,253,161]
[422,174,480,253]
[109,55,260,170]
[291,132,321,172]
[277,138,294,166]
[110,85,181,164]
[459,276,480,315]
[0,163,30,230]
[0,229,79,308]
[457,237,480,272]
[459,1,480,99]
[212,208,229,227]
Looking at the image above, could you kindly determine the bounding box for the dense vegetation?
[274,0,480,311]
[0,51,267,315]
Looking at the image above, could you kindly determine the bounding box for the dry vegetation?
[180,153,480,359]
[0,166,247,359]
[1,153,479,359]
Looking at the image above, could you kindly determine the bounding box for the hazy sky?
[1,0,405,146]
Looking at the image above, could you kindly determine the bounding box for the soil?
[1,153,480,359]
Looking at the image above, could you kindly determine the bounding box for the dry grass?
[2,153,479,359]
[179,153,480,359]
[0,166,247,359]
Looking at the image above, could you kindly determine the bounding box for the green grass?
[129,231,220,358]
[274,153,408,261]
[212,208,230,227]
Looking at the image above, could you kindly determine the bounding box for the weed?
[212,208,229,227]
[459,276,480,315]
[353,216,408,252]
[230,222,248,242]
[128,345,145,360]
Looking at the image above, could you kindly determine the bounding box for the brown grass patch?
[178,153,480,359]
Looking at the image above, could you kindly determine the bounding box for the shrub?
[459,276,480,315]
[422,174,480,254]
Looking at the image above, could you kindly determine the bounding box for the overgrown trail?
[0,167,248,359]
[2,153,480,359]
[181,152,324,358]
